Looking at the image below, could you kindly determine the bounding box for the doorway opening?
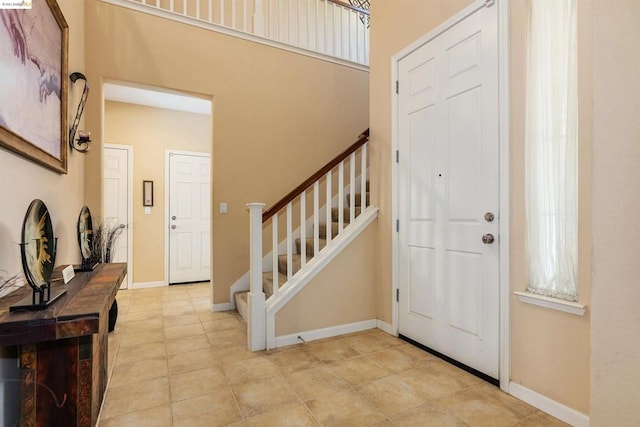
[102,81,213,289]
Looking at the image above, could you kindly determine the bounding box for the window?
[525,0,578,301]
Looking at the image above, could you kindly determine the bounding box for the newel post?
[253,0,265,36]
[247,202,266,351]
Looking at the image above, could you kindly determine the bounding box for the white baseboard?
[376,319,395,335]
[275,319,377,347]
[508,381,589,427]
[212,302,232,312]
[132,280,166,289]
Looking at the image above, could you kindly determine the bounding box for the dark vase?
[108,299,118,332]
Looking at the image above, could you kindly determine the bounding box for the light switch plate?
[220,202,228,214]
[145,207,151,215]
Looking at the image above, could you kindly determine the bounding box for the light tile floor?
[98,283,568,426]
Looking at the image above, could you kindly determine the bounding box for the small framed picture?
[143,180,153,206]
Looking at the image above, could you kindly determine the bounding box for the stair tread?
[235,291,248,321]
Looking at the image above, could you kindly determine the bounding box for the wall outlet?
[144,207,151,215]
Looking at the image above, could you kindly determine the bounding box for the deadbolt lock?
[484,212,495,222]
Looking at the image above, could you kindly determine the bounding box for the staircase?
[237,129,377,350]
[235,181,369,321]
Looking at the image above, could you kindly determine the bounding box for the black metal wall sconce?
[69,72,91,153]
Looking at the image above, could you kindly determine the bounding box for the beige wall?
[0,1,85,425]
[82,0,369,303]
[104,101,211,283]
[370,0,591,414]
[276,223,377,336]
[509,0,592,414]
[591,0,640,423]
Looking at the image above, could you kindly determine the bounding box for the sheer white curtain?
[525,0,578,301]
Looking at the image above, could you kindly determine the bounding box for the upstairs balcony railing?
[104,0,370,68]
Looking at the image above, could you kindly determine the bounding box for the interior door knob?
[484,212,495,222]
[171,215,176,220]
[482,233,495,244]
[171,225,177,229]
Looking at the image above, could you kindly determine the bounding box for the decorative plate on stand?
[11,199,66,311]
[75,205,97,271]
[21,199,56,287]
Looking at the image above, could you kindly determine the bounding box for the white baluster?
[300,191,306,267]
[243,0,248,32]
[272,214,279,295]
[364,13,369,65]
[339,6,344,58]
[338,161,344,232]
[196,0,201,19]
[208,0,212,22]
[287,0,292,44]
[267,0,272,39]
[221,0,225,26]
[314,0,319,51]
[286,202,293,280]
[348,8,353,61]
[183,0,186,15]
[350,152,356,223]
[361,143,367,211]
[306,0,311,49]
[247,202,266,351]
[324,0,329,56]
[232,0,236,29]
[326,171,332,241]
[355,11,360,63]
[170,0,175,13]
[279,0,284,41]
[313,181,320,256]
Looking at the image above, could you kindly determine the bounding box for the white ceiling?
[103,83,211,115]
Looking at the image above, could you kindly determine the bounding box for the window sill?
[513,291,587,316]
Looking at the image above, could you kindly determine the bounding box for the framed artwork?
[0,0,69,173]
[143,180,154,206]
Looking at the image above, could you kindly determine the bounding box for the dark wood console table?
[0,263,126,427]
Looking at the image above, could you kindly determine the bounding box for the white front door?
[397,4,500,379]
[103,145,133,289]
[168,152,211,284]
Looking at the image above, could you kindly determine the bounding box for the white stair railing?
[247,130,370,350]
[103,0,369,67]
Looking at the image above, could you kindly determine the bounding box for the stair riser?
[278,253,316,276]
[346,192,370,207]
[295,238,327,257]
[331,207,362,223]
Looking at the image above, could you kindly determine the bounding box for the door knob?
[484,212,495,222]
[171,215,176,220]
[482,233,495,244]
[171,225,177,229]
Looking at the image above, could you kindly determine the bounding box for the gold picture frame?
[0,0,69,174]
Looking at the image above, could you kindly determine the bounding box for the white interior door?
[397,4,500,379]
[103,145,133,289]
[168,152,211,284]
